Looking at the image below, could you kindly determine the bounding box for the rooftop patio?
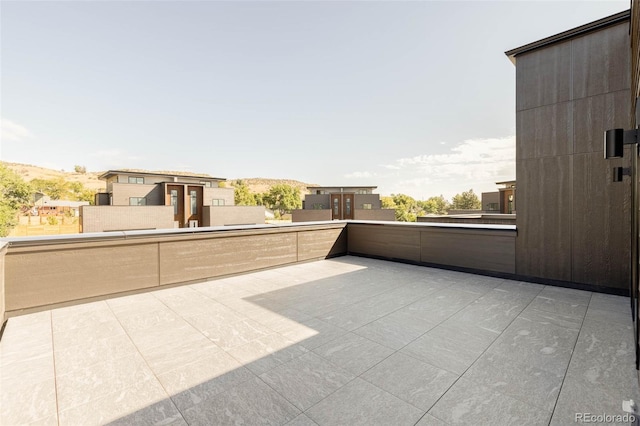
[1,255,638,425]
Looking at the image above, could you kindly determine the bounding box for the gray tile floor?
[1,256,639,425]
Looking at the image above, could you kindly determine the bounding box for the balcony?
[0,222,638,425]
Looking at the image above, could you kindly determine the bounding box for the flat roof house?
[481,180,516,214]
[85,170,263,232]
[293,186,396,222]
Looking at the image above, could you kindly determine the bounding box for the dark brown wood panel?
[572,152,631,290]
[516,41,572,112]
[516,102,573,160]
[298,228,347,261]
[573,90,631,154]
[5,243,159,311]
[159,233,298,285]
[348,224,420,262]
[572,22,631,100]
[420,228,515,274]
[516,156,573,281]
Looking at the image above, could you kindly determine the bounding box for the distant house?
[481,180,516,214]
[293,186,395,222]
[84,170,263,232]
[33,192,89,217]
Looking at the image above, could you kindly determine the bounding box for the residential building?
[481,180,516,214]
[86,170,263,232]
[293,186,395,222]
[32,192,89,217]
[506,10,631,291]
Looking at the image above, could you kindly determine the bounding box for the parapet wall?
[2,223,347,316]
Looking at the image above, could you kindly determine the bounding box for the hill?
[229,178,317,195]
[1,162,317,195]
[2,162,105,191]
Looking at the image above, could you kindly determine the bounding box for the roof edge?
[505,9,630,64]
[98,169,227,181]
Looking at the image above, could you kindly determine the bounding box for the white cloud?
[388,136,514,178]
[344,171,375,179]
[0,118,34,142]
[378,136,516,199]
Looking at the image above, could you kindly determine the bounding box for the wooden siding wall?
[347,223,516,275]
[633,1,640,110]
[3,224,347,315]
[515,21,632,291]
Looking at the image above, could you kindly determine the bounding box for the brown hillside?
[2,162,106,191]
[2,162,317,195]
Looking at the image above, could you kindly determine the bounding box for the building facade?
[96,170,234,228]
[86,170,264,232]
[293,186,395,222]
[481,180,516,214]
[506,11,632,291]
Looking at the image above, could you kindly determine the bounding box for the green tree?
[451,189,481,210]
[381,196,396,209]
[30,177,68,200]
[29,178,95,204]
[418,195,450,215]
[68,182,95,204]
[382,194,423,222]
[0,164,31,236]
[263,184,301,216]
[234,180,258,206]
[74,165,87,174]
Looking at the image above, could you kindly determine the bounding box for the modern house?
[293,186,395,222]
[84,170,263,232]
[3,5,640,425]
[506,10,631,291]
[481,180,516,214]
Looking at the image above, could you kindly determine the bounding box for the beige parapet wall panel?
[5,242,159,311]
[353,209,396,221]
[297,228,347,261]
[203,206,265,226]
[159,233,298,285]
[348,224,421,262]
[420,228,515,274]
[81,205,175,232]
[292,209,332,222]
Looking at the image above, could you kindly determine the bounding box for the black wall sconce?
[605,129,638,181]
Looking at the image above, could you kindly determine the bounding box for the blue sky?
[0,0,629,199]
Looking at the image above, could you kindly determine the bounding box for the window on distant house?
[487,203,499,211]
[313,203,324,209]
[212,199,225,206]
[363,203,372,210]
[129,197,146,206]
[128,177,144,184]
[190,190,197,214]
[201,181,212,188]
